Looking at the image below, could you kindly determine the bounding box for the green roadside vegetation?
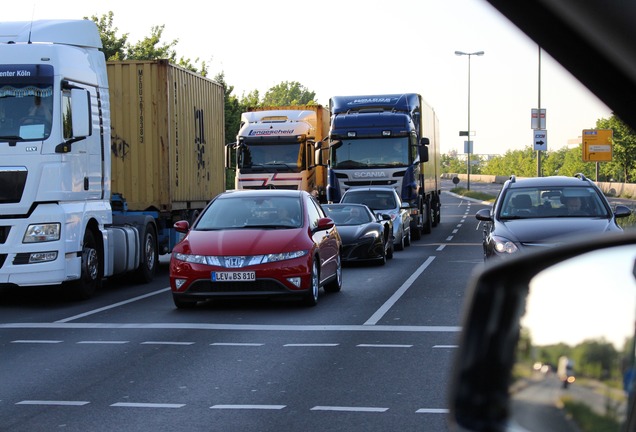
[450,187,496,203]
[562,397,622,432]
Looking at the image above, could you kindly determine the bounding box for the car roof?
[342,187,397,194]
[324,203,367,207]
[504,175,596,189]
[217,189,307,199]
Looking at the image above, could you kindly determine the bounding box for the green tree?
[262,81,316,106]
[214,72,242,145]
[596,115,636,182]
[557,145,595,178]
[87,11,127,60]
[89,12,207,75]
[240,90,261,109]
[441,150,466,174]
[482,147,537,177]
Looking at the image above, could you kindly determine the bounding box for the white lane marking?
[0,322,461,332]
[11,340,62,344]
[452,229,458,234]
[283,343,339,347]
[433,345,459,349]
[436,245,446,251]
[364,256,436,326]
[111,402,184,408]
[77,341,129,344]
[416,408,449,414]
[210,404,286,410]
[357,344,412,348]
[141,341,195,345]
[211,342,264,346]
[311,406,388,413]
[56,288,171,323]
[17,400,89,406]
[446,236,453,241]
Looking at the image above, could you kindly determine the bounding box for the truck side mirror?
[314,140,327,167]
[225,142,236,168]
[420,142,429,163]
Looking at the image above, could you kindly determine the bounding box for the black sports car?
[322,203,393,265]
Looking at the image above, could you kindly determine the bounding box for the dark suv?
[475,174,632,260]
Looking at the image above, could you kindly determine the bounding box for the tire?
[411,198,423,241]
[387,241,394,260]
[376,246,387,266]
[423,198,433,235]
[404,228,411,247]
[173,294,197,309]
[324,254,342,293]
[396,227,405,251]
[69,229,100,300]
[135,223,157,283]
[432,196,441,227]
[304,259,320,306]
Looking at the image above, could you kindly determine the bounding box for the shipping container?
[107,60,225,215]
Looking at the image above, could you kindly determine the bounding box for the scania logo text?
[353,171,387,178]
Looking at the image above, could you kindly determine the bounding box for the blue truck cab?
[326,94,441,238]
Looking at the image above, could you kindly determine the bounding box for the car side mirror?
[475,208,493,222]
[173,220,190,234]
[448,231,636,432]
[614,204,632,218]
[316,217,335,231]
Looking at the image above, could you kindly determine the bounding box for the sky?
[9,0,613,156]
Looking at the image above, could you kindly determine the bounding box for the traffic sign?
[531,108,546,129]
[464,140,473,154]
[533,129,547,150]
[582,129,613,162]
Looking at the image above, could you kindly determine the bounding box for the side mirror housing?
[173,220,190,234]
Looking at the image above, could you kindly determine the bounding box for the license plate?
[211,271,256,282]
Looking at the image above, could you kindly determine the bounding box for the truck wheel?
[136,224,157,283]
[432,196,441,227]
[423,198,433,235]
[411,198,423,241]
[69,230,100,300]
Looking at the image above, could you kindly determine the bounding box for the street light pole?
[455,50,484,191]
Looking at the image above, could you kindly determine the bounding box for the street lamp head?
[455,50,485,57]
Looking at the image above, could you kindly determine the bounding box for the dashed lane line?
[16,400,89,406]
[0,322,460,332]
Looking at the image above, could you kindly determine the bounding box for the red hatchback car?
[169,190,342,308]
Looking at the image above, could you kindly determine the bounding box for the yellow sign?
[582,129,613,162]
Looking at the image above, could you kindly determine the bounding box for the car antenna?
[27,6,36,44]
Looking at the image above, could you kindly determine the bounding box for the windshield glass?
[330,137,409,168]
[498,186,611,219]
[323,204,373,225]
[0,64,54,141]
[196,195,303,229]
[239,142,302,171]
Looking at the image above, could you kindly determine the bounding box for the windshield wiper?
[0,135,22,141]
